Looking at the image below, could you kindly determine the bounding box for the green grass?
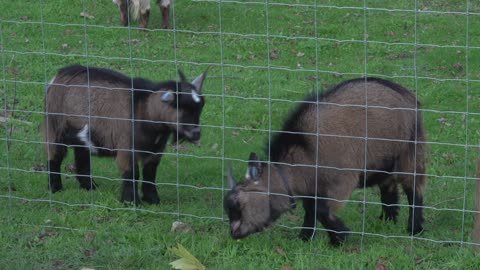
[1,0,480,269]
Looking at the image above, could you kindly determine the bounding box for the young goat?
[224,78,427,246]
[113,0,172,29]
[43,64,207,204]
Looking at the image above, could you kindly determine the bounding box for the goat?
[43,64,207,204]
[224,78,427,245]
[113,0,172,29]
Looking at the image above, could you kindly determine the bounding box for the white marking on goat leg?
[192,90,201,103]
[160,0,171,8]
[78,125,98,154]
[112,0,120,5]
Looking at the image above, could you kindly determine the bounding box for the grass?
[1,0,480,269]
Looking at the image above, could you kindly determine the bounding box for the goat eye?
[229,209,242,221]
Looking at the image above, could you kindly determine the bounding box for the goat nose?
[191,130,201,141]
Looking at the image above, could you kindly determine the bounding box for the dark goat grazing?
[43,64,207,204]
[113,0,172,29]
[224,78,427,246]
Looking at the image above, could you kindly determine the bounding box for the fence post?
[474,147,480,252]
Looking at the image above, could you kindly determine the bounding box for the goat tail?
[113,0,150,22]
[131,0,151,21]
[129,0,142,21]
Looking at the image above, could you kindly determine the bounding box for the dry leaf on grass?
[274,246,287,257]
[171,221,193,234]
[270,49,280,59]
[169,243,206,270]
[80,12,94,19]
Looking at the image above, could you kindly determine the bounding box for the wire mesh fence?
[1,0,480,267]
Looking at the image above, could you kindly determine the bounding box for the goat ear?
[178,69,188,85]
[161,91,175,103]
[247,152,262,180]
[191,67,209,93]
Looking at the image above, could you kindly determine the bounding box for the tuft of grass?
[1,1,480,269]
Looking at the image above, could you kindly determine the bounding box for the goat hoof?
[78,179,98,190]
[379,213,398,223]
[122,197,141,206]
[121,191,141,206]
[143,193,160,204]
[329,232,348,247]
[407,224,424,236]
[298,229,315,241]
[49,183,63,193]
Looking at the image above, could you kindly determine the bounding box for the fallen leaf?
[38,231,57,240]
[169,243,206,270]
[281,265,293,270]
[122,39,141,45]
[345,246,360,253]
[31,164,47,172]
[274,246,287,257]
[453,62,463,71]
[415,257,424,265]
[84,231,95,242]
[296,51,305,57]
[248,52,256,59]
[80,267,96,270]
[270,49,280,60]
[20,15,30,20]
[51,260,65,270]
[64,29,74,35]
[84,248,97,258]
[386,31,396,37]
[375,263,388,270]
[286,214,300,221]
[65,164,76,173]
[80,12,94,19]
[8,69,23,75]
[171,221,193,234]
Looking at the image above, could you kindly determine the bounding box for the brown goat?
[224,78,427,245]
[113,0,171,29]
[43,64,207,204]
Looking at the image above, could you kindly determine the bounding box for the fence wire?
[1,0,479,252]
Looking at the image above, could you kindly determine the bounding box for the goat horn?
[228,164,236,189]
